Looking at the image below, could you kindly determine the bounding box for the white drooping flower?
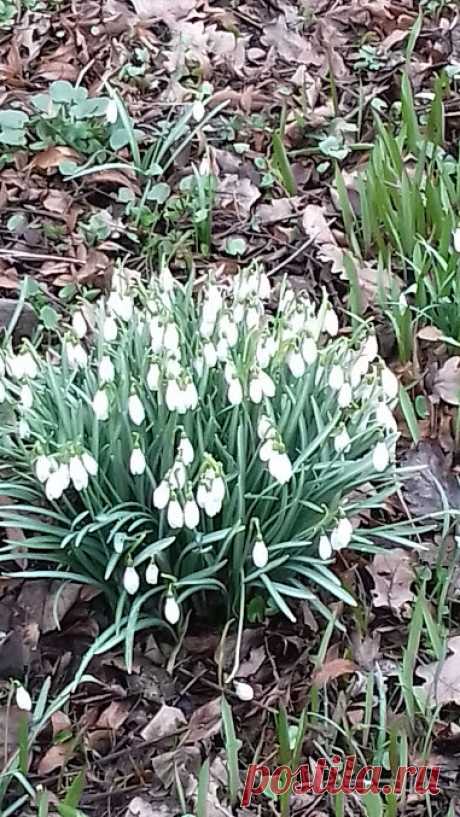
[20,351,38,379]
[20,384,33,410]
[454,227,460,253]
[350,356,369,388]
[256,335,277,369]
[18,418,30,439]
[301,336,318,365]
[69,455,89,492]
[184,498,200,529]
[82,452,98,476]
[249,375,263,404]
[170,461,186,490]
[287,350,306,379]
[372,441,390,473]
[98,356,115,384]
[324,307,339,337]
[331,518,353,550]
[92,389,109,421]
[66,342,88,370]
[319,535,332,560]
[329,365,344,391]
[363,334,378,362]
[192,99,205,121]
[252,538,269,568]
[153,480,170,509]
[376,402,397,433]
[167,498,184,529]
[259,438,275,462]
[15,685,32,712]
[147,362,160,391]
[234,681,254,702]
[35,454,56,483]
[163,323,180,352]
[228,377,243,406]
[103,316,118,342]
[178,435,194,466]
[0,381,5,404]
[203,342,218,368]
[334,428,351,454]
[257,415,273,440]
[130,447,146,475]
[123,565,140,595]
[45,463,70,501]
[381,366,399,401]
[107,292,133,322]
[338,382,352,409]
[72,310,87,339]
[128,393,145,426]
[164,593,180,624]
[145,561,159,585]
[6,354,25,380]
[219,314,238,348]
[268,451,293,484]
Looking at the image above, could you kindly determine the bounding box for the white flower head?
[92,389,109,421]
[72,310,87,339]
[69,455,88,492]
[20,384,33,410]
[128,393,145,426]
[376,402,397,434]
[103,316,118,342]
[287,350,306,379]
[372,441,390,473]
[338,382,352,409]
[252,538,269,568]
[21,352,38,379]
[257,415,273,440]
[147,362,160,391]
[82,452,98,476]
[228,378,243,406]
[15,685,32,712]
[324,307,339,337]
[329,365,344,391]
[178,435,194,466]
[164,593,180,624]
[454,227,460,253]
[268,451,292,484]
[167,498,184,529]
[301,336,318,365]
[107,292,133,322]
[319,535,332,560]
[130,447,146,475]
[153,480,170,509]
[35,454,56,483]
[234,681,254,702]
[146,561,159,585]
[381,367,399,401]
[123,565,140,595]
[99,356,114,384]
[184,498,200,529]
[334,428,351,454]
[363,334,378,362]
[331,518,353,550]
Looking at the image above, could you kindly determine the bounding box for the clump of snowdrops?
[0,262,406,644]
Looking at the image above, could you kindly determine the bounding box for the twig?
[0,250,86,265]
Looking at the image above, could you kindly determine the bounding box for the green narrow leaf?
[272,132,297,196]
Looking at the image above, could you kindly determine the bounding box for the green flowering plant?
[0,263,416,657]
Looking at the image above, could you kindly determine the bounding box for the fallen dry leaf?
[312,658,358,687]
[400,440,460,515]
[29,146,81,171]
[96,700,130,731]
[417,636,460,707]
[433,357,460,405]
[255,197,302,226]
[141,703,186,742]
[37,740,72,775]
[302,204,336,245]
[369,549,415,613]
[185,697,221,743]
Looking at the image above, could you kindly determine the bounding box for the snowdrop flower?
[167,498,184,529]
[258,271,271,300]
[249,375,263,404]
[363,334,378,362]
[256,335,277,369]
[128,393,145,425]
[268,451,293,484]
[6,354,25,380]
[166,379,181,412]
[15,685,32,712]
[170,461,186,490]
[351,356,369,388]
[35,454,56,483]
[381,367,399,401]
[98,356,114,384]
[163,323,180,352]
[228,378,243,406]
[192,99,205,121]
[331,518,353,550]
[130,447,146,475]
[252,538,269,568]
[324,307,339,337]
[20,351,38,379]
[246,305,260,330]
[82,452,98,476]
[338,382,352,409]
[257,415,273,440]
[334,427,351,454]
[147,362,160,391]
[20,384,33,410]
[69,455,88,492]
[329,365,344,391]
[153,480,170,509]
[259,438,275,462]
[164,593,180,624]
[234,681,254,702]
[107,292,133,322]
[92,389,109,421]
[454,227,460,253]
[219,314,238,348]
[376,402,397,433]
[178,435,194,465]
[372,441,390,472]
[103,316,118,342]
[301,336,318,365]
[184,497,200,529]
[66,342,87,370]
[184,380,198,411]
[0,381,5,404]
[45,464,68,501]
[145,561,159,585]
[105,98,118,124]
[287,350,306,378]
[123,565,140,595]
[319,535,332,560]
[72,310,87,339]
[18,418,30,439]
[203,342,218,368]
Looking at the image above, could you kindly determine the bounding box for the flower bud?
[15,684,32,712]
[123,565,140,595]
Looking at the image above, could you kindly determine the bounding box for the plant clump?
[0,263,403,640]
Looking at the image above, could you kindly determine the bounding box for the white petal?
[234,681,254,702]
[123,566,140,595]
[145,562,159,585]
[153,480,170,510]
[372,441,390,473]
[319,535,332,560]
[128,394,145,426]
[252,539,269,568]
[167,499,184,529]
[164,595,180,624]
[15,685,32,712]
